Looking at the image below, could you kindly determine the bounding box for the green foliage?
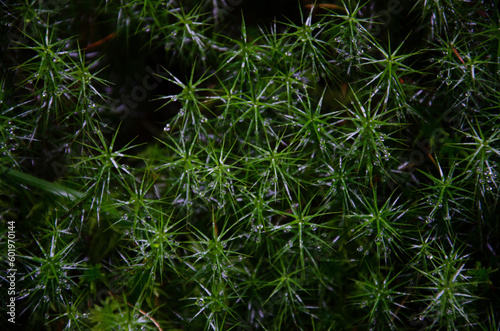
[1,0,499,330]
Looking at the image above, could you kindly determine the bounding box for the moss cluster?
[1,1,499,329]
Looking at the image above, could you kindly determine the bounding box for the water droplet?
[196,298,204,306]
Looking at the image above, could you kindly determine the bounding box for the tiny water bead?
[196,298,205,306]
[253,224,264,232]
